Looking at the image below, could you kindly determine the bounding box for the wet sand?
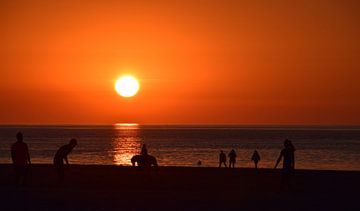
[0,164,359,210]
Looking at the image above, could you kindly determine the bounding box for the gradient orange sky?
[1,0,359,125]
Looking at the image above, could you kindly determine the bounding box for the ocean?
[1,125,359,170]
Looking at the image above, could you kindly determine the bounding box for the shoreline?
[0,164,359,210]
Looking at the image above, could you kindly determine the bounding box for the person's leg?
[55,164,64,184]
[280,169,292,191]
[13,165,20,186]
[21,166,29,186]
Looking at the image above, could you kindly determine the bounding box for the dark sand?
[0,164,359,211]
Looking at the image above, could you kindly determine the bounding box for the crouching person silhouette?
[53,139,77,184]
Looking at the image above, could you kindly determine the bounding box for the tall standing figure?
[11,132,31,186]
[228,149,237,168]
[218,150,227,168]
[274,139,295,188]
[251,150,261,169]
[53,139,77,184]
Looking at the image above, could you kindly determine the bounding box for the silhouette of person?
[274,139,295,171]
[251,150,261,169]
[274,139,296,189]
[228,149,237,168]
[197,160,202,166]
[131,154,158,168]
[53,139,77,183]
[141,144,148,156]
[219,150,227,168]
[11,132,31,186]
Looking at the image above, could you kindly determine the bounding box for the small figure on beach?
[11,132,31,186]
[274,139,296,189]
[197,160,202,166]
[141,144,148,155]
[228,149,237,168]
[218,150,227,168]
[53,138,77,184]
[251,150,261,169]
[132,144,158,168]
[131,154,158,168]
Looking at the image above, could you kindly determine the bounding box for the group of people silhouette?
[218,149,261,169]
[218,140,295,173]
[11,132,77,185]
[10,132,296,186]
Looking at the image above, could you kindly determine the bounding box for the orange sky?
[1,0,360,125]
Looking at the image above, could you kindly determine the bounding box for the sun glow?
[115,75,140,97]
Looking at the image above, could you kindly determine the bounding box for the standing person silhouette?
[218,150,227,168]
[251,150,261,169]
[11,132,31,186]
[274,139,296,189]
[53,139,77,184]
[228,149,237,168]
[141,144,148,155]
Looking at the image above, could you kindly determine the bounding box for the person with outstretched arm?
[274,139,295,189]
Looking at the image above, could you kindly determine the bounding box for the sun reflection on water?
[111,123,142,165]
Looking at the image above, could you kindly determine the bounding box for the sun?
[115,75,140,97]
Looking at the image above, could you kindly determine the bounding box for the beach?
[0,164,359,210]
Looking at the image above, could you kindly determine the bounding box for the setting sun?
[115,76,140,97]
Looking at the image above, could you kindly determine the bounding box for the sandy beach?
[0,164,359,210]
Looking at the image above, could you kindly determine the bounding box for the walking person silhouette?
[251,150,261,169]
[219,150,227,168]
[228,149,237,168]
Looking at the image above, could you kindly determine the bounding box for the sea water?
[1,125,359,170]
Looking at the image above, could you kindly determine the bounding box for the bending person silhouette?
[53,139,77,184]
[218,150,227,168]
[274,139,295,189]
[228,149,237,168]
[251,150,261,169]
[11,132,31,186]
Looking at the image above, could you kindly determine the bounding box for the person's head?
[284,139,294,149]
[69,138,77,148]
[16,132,23,142]
[220,150,223,153]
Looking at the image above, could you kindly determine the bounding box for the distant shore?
[0,164,359,210]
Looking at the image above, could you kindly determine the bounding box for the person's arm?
[64,156,69,165]
[11,146,15,163]
[291,153,295,169]
[274,151,283,169]
[26,144,31,165]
